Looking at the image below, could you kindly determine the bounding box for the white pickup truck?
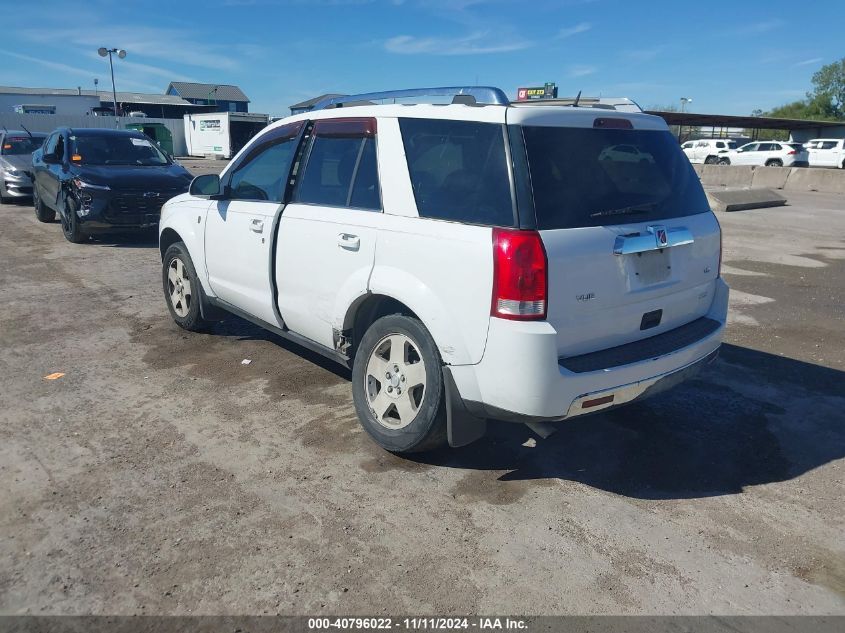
[159,86,728,453]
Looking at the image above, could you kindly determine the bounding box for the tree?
[810,57,845,118]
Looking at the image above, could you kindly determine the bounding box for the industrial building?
[0,83,250,118]
[166,82,250,113]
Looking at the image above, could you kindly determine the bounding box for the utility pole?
[98,47,127,124]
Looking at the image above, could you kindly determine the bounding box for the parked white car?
[158,86,728,453]
[805,138,845,169]
[681,139,738,164]
[722,141,808,167]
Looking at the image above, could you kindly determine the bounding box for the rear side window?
[820,141,838,150]
[399,118,514,227]
[522,126,710,230]
[295,118,381,211]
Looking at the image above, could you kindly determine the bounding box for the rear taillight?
[716,218,723,278]
[491,228,547,320]
[787,150,797,155]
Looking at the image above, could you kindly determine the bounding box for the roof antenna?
[573,90,582,108]
[20,124,34,139]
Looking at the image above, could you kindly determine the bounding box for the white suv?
[805,139,845,168]
[722,141,809,167]
[158,86,728,453]
[681,138,738,164]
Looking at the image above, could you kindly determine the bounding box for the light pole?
[97,47,126,121]
[679,97,693,142]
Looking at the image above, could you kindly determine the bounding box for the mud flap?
[443,367,487,447]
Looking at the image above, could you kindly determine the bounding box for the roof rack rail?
[312,86,510,110]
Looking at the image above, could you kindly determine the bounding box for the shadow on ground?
[409,344,845,500]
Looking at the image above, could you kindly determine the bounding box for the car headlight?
[72,177,110,191]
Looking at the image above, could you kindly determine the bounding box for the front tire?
[352,314,447,453]
[704,155,719,165]
[162,242,208,332]
[33,187,56,222]
[61,198,87,243]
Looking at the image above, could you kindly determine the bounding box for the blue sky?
[1,0,842,117]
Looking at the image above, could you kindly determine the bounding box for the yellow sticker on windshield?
[2,144,10,150]
[71,154,82,162]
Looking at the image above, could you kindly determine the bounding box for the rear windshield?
[787,143,804,151]
[69,134,169,166]
[2,136,44,155]
[522,126,710,229]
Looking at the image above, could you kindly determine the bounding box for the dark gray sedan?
[0,130,47,203]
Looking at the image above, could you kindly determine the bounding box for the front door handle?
[337,233,360,251]
[250,219,264,233]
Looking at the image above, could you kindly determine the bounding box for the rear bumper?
[450,277,729,423]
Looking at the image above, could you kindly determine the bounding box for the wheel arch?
[343,289,477,366]
[159,227,182,261]
[158,202,213,296]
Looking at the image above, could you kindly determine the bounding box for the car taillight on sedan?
[491,228,548,320]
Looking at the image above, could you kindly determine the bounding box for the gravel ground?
[0,176,843,615]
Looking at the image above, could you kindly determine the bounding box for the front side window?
[295,118,381,211]
[228,126,303,203]
[398,118,513,226]
[820,141,838,150]
[43,133,58,157]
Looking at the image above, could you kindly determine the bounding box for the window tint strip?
[313,117,376,138]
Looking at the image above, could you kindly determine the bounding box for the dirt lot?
[0,175,843,615]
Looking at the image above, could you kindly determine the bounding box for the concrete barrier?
[698,165,756,188]
[690,163,845,195]
[783,168,845,194]
[706,188,787,213]
[751,166,791,190]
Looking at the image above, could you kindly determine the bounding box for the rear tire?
[162,242,208,332]
[352,314,447,453]
[33,187,56,222]
[704,155,719,165]
[718,157,730,165]
[766,159,783,167]
[61,198,87,243]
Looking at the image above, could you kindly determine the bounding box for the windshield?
[522,126,710,230]
[2,136,44,155]
[69,134,170,166]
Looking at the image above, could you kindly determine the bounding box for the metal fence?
[0,113,187,155]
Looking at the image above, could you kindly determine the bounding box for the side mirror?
[189,174,223,198]
[43,152,59,164]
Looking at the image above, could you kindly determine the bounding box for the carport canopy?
[646,110,843,132]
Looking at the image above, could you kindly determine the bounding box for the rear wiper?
[589,203,655,218]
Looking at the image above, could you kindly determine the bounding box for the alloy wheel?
[365,333,426,429]
[167,257,192,318]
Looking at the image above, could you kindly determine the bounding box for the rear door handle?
[250,219,264,233]
[337,233,360,251]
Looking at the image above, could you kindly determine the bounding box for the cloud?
[730,19,785,35]
[385,32,532,55]
[0,49,97,79]
[19,25,239,71]
[557,22,591,39]
[567,65,597,78]
[623,47,663,62]
[791,57,823,68]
